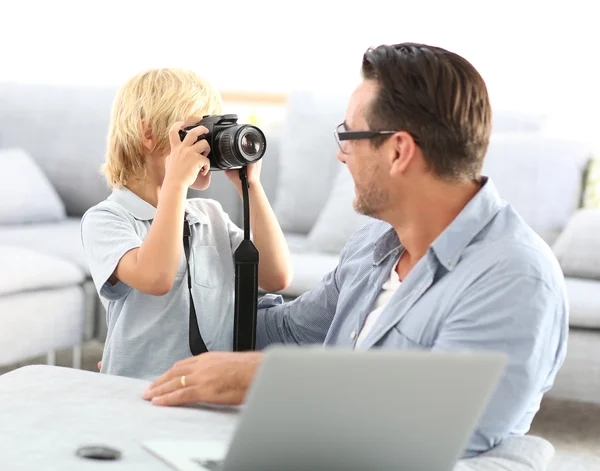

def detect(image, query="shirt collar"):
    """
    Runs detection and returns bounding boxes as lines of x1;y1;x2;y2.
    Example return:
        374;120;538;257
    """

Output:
108;187;210;225
373;177;505;270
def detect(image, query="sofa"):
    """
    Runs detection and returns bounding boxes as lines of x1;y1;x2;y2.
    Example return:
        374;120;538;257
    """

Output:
0;82;598;407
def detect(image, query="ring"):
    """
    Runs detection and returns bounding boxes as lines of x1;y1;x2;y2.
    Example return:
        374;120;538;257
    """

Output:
180;375;187;387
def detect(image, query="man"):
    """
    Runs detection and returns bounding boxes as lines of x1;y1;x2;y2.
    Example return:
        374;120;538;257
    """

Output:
143;43;568;457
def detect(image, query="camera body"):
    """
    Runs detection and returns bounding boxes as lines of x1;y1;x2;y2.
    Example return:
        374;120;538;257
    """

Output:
178;114;267;171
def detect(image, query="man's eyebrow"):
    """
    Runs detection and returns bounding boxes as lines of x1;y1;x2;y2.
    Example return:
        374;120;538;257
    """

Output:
342;120;350;131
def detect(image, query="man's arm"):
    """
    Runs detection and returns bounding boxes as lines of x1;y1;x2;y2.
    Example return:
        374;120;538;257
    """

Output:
434;273;568;457
256;264;341;348
143;262;344;407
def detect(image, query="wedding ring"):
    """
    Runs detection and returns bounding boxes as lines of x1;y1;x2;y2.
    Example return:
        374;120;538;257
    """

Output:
180;375;187;387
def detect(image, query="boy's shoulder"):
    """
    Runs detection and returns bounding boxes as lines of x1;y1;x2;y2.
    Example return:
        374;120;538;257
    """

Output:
81;197;135;226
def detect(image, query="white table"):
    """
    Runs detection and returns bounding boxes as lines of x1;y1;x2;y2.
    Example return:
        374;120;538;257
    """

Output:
0;365;239;470
0;365;554;471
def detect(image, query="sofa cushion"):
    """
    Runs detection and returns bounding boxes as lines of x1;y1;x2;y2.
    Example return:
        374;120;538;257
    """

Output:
564;277;600;329
454;435;554;471
0;218;89;275
0;287;85;366
0;245;85;297
0;82;114;216
0;148;66;225
307;166;372;253
272;90;348;234
491;109;547;134
482;134;591;245
277;234;340;298
282;252;340;298
552;209;600;280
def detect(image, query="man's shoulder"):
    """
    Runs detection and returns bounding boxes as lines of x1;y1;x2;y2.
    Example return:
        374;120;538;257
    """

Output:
469;204;564;288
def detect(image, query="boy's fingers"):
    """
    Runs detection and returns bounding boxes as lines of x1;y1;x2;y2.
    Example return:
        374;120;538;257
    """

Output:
168;121;186;148
191;139;211;157
182;125;209;147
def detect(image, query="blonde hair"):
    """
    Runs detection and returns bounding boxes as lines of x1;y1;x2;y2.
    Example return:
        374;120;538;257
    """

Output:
102;68;223;187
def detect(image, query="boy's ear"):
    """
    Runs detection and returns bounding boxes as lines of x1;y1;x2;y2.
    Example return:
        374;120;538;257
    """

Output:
140;119;154;151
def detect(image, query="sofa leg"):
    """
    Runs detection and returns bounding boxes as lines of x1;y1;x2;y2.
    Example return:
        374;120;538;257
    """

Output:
46;350;56;366
72;345;83;370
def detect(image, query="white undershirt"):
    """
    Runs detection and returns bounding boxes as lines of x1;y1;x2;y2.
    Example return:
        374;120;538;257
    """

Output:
355;262;402;347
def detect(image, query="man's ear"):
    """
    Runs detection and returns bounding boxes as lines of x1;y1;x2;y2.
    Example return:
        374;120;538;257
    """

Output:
140;119;155;151
388;131;417;176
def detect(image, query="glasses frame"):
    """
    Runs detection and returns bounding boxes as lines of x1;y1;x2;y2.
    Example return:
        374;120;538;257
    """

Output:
334;122;420;154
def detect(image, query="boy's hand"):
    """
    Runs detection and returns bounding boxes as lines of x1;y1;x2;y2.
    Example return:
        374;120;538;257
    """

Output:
164;121;211;189
224;159;262;191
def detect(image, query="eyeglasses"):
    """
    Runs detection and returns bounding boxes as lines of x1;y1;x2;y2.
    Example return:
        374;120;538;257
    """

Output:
333;122;420;154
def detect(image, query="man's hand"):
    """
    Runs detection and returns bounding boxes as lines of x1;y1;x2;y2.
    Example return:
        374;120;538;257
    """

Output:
142;352;263;406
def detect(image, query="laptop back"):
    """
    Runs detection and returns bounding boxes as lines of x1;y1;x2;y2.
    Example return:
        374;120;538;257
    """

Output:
223;347;507;471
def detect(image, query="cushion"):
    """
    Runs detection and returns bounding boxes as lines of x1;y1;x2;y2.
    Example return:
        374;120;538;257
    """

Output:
307;166;372;253
454;435;555;471
0;148;66;225
283;250;340;298
0;287;85;366
481;134;591;245
491;109;547;134
582;158;600;209
0;245;85;296
564;277;600;329
0;218;89;274
0;82;114;216
272;90;349;234
552;209;600;280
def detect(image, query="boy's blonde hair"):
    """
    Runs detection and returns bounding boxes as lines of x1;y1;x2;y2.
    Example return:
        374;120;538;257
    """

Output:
102;68;223;187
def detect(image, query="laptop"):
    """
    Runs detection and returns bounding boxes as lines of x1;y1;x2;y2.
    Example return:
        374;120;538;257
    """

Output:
143;346;507;471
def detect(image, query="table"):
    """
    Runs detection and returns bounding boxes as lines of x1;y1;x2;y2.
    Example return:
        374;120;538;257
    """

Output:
0;365;554;471
0;365;239;470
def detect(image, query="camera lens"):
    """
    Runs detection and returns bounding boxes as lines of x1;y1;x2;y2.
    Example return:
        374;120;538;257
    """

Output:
214;125;266;170
239;129;264;159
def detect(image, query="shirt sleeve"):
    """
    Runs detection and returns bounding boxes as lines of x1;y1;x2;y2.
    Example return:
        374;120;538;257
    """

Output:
256;263;341;348
80;207;143;301
433;273;568;457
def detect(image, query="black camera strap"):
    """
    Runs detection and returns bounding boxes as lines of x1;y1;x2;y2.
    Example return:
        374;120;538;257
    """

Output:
233;167;259;351
184;166;259;356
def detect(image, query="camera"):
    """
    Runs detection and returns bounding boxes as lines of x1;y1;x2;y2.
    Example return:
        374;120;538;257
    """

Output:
178;114;267;171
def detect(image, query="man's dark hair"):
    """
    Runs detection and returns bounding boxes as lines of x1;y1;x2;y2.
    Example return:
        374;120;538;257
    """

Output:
361;43;492;181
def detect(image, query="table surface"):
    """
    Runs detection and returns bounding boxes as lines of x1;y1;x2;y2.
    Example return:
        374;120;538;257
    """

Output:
0;365;239;470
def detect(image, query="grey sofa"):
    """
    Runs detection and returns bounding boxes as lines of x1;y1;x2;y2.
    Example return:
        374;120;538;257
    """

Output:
1;82;598;407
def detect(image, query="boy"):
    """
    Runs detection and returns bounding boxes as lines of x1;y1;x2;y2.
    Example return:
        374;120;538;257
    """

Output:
81;68;292;380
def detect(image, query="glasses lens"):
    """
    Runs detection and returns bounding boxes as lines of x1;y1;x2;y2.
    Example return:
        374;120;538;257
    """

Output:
335;123;347;153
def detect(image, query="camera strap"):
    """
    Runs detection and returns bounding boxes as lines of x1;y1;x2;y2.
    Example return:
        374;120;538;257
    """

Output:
184;166;259;355
233;167;259;351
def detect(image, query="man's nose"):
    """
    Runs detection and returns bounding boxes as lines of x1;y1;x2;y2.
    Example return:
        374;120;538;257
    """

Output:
336;148;346;164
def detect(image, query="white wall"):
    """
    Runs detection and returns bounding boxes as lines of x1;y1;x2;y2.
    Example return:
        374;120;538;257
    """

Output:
0;0;598;142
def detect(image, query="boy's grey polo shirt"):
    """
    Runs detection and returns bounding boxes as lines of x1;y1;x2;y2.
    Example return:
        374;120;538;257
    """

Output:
81;187;244;380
